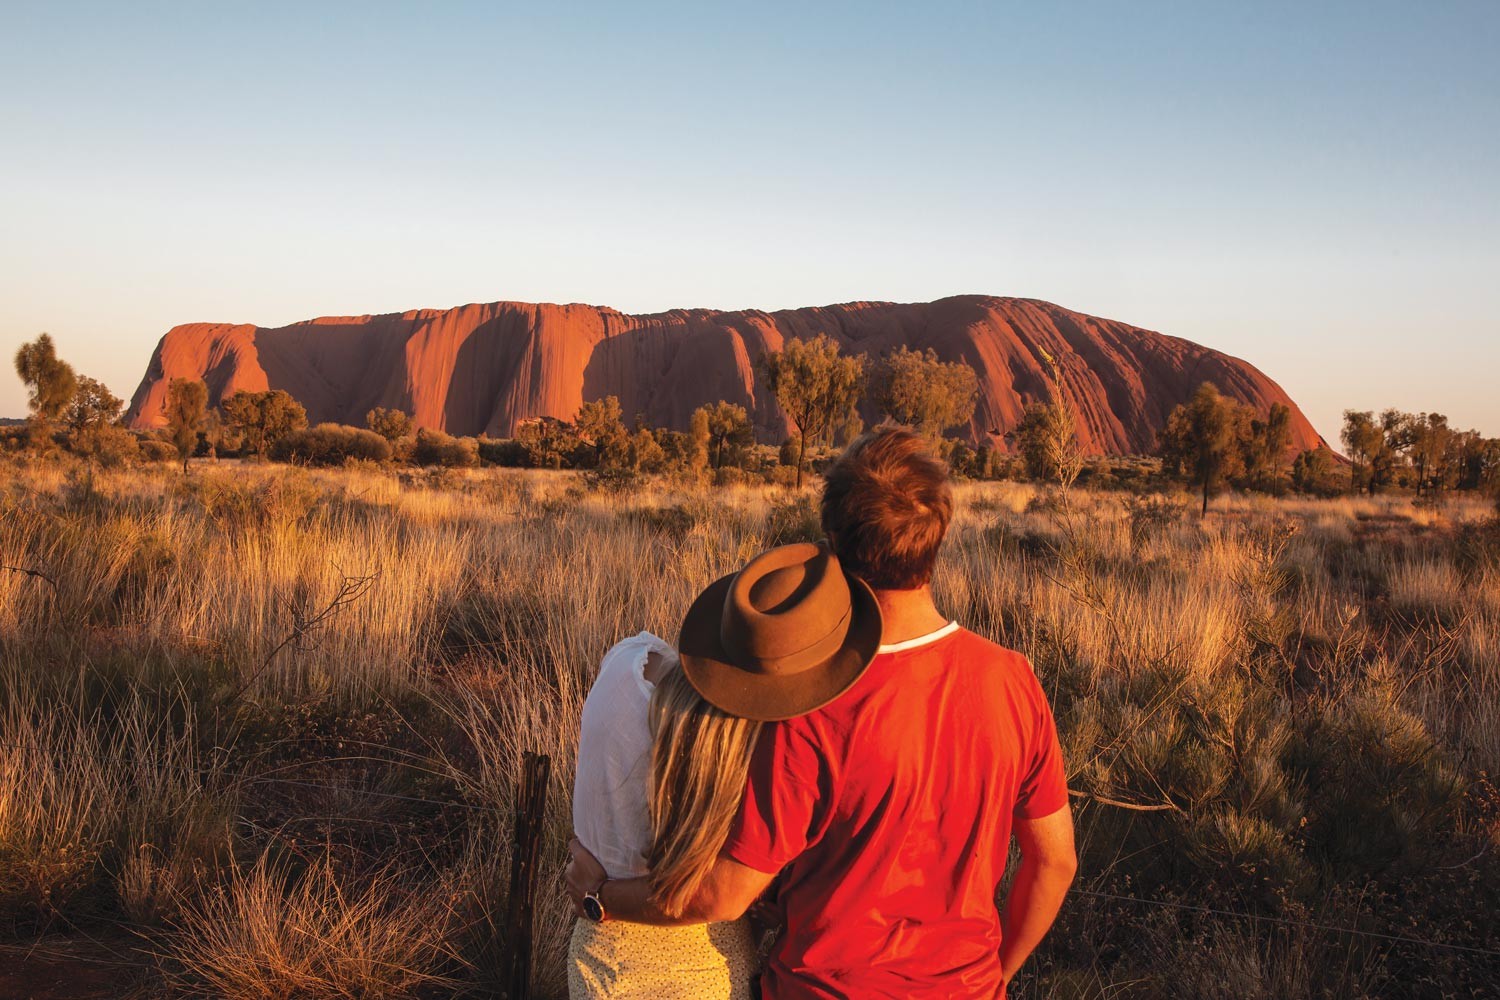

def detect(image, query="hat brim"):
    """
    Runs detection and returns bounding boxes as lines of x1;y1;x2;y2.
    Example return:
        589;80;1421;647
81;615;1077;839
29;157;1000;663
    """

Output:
678;570;882;722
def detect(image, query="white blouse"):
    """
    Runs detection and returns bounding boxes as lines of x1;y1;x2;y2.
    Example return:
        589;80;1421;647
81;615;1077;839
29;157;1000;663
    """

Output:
572;631;675;880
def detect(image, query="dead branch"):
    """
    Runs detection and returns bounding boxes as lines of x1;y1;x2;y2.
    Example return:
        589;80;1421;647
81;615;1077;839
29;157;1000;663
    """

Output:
224;568;379;706
2;564;58;589
1069;788;1181;813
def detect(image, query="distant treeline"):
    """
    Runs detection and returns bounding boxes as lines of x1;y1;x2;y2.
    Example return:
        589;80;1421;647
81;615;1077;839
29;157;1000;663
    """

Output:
9;333;1499;506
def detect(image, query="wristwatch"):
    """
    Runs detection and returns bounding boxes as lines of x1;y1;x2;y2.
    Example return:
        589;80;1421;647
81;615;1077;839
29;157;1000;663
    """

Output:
582;880;609;923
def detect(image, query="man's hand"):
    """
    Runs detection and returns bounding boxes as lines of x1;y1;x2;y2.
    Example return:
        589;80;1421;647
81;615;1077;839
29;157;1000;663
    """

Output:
565;836;607;917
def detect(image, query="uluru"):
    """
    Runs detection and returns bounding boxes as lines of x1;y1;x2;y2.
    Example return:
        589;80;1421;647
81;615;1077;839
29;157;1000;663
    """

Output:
124;295;1323;455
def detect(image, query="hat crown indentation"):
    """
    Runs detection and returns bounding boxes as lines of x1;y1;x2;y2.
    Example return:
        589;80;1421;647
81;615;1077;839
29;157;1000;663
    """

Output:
721;544;852;672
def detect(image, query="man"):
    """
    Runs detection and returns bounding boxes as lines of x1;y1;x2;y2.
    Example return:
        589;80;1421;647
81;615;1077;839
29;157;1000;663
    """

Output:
568;427;1075;998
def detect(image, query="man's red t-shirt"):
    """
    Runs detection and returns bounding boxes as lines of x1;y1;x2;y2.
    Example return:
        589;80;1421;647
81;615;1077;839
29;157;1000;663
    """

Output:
721;623;1069;1000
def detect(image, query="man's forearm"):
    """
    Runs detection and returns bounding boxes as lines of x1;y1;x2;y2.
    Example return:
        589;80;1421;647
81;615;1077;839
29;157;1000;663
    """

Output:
597;876;703;926
566;838;773;927
998;859;1074;982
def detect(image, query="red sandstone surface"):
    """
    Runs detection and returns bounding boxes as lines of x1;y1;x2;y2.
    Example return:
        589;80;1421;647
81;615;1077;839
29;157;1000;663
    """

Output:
125;295;1323;454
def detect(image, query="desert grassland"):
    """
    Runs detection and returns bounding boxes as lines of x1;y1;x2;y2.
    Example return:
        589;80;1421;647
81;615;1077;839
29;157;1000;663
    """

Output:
2;459;1498;998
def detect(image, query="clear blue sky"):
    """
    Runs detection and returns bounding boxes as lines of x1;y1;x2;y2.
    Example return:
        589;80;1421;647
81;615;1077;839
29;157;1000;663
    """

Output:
3;1;1497;443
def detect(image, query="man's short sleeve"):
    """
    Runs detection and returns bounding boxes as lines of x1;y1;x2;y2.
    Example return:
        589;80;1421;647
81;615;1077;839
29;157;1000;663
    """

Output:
721;720;825;873
1014;667;1070;820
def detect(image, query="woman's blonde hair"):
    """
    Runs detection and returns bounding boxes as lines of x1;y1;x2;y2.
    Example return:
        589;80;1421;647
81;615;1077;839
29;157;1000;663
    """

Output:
646;662;763;917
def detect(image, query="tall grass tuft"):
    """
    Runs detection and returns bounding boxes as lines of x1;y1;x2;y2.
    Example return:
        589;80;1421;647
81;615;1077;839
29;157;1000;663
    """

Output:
2;457;1496;995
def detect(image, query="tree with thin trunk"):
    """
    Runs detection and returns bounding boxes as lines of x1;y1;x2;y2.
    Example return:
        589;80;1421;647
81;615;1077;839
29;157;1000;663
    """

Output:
1407;412;1453;498
1245;403;1293;492
1160;383;1248;515
1341;410;1384;495
757;335;867;488
1372;408;1412;494
870;345;978;442
695;401;753;470
166;378;208;473
14;333;77;446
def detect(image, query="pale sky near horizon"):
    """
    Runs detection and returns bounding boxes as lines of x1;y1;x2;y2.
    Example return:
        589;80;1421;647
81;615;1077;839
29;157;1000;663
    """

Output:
2;1;1497;444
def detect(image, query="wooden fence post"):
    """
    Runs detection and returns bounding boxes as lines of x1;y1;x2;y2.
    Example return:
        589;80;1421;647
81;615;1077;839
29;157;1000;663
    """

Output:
501;750;552;1000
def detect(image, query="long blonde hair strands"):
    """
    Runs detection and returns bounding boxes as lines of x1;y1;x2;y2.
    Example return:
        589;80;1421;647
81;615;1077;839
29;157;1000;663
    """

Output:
646;665;763;917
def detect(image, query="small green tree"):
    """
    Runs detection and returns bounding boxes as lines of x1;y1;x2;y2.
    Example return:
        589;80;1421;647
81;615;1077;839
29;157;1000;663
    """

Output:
1375;408;1414;492
1407;412;1454;498
1008;351;1083;489
366;407;414;444
870;346;978;441
575;396;627;469
1291;447;1342;497
1244;403;1293;493
757;335;867;488
13;333;77;445
262;390;309;451
686;408;711;474
220;389;307;457
220;392;261;452
1340;410;1384;495
165;378;208;473
626;426;667;473
1012;404;1067;483
1160;383;1249;515
695;401;754;470
1454;433;1500;492
62;375;124;454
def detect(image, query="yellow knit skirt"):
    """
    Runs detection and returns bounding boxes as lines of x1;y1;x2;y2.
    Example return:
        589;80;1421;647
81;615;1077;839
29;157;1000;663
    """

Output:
568;917;758;1000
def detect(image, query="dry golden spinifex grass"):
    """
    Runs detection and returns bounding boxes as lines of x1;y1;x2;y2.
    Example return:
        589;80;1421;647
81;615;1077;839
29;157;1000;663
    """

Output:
1;460;1496;997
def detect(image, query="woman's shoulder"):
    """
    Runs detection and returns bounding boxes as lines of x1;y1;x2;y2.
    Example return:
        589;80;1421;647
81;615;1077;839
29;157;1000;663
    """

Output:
591;631;676;696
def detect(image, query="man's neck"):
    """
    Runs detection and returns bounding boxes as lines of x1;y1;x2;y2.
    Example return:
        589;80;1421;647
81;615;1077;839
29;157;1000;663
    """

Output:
872;585;950;646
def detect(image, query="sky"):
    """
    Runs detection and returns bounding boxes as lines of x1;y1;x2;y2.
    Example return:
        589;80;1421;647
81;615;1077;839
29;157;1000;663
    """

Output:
2;1;1497;443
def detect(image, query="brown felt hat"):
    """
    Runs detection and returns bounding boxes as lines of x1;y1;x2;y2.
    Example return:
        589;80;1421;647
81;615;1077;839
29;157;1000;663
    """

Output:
678;542;882;722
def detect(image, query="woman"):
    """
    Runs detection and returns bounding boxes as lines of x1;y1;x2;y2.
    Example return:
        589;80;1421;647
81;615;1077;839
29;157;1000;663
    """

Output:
567;631;762;999
567;542;882;999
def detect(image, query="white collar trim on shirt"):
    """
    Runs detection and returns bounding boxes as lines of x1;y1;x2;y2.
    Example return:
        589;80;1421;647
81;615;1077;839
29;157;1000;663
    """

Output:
877;620;960;654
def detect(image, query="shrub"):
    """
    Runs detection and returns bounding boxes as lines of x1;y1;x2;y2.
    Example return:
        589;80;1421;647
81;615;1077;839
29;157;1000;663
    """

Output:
1291;447;1344;497
622;503;699;541
365;407;413;444
85;425;141;468
273;423;393;466
583;468;639;495
412;428;479;468
138;434;178;463
1123;493;1191;550
765;492;822;546
778;436;801;467
766;465;799;488
713;466;749;488
477;436;528;467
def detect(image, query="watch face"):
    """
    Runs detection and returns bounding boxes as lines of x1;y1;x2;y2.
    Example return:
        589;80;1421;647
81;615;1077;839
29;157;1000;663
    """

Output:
583;894;605;922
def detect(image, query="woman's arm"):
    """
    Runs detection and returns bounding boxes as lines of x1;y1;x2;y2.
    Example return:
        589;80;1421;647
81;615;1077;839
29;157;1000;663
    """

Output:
566;837;774;926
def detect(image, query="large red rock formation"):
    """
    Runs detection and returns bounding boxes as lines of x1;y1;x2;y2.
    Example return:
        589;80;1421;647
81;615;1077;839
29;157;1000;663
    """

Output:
125;295;1323;454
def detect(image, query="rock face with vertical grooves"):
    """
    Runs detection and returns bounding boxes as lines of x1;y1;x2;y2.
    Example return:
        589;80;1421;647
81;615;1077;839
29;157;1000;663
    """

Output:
125;294;1323;454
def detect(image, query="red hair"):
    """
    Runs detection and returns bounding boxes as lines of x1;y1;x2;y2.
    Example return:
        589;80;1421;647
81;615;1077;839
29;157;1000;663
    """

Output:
820;427;953;590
